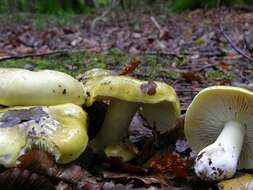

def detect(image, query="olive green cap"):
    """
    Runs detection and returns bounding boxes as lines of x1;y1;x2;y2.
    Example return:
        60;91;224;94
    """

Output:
0;68;85;106
79;68;180;133
0;103;88;167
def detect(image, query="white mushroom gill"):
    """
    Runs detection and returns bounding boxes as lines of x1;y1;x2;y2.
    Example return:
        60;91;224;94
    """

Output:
194;120;245;181
90;99;139;153
185;87;253;182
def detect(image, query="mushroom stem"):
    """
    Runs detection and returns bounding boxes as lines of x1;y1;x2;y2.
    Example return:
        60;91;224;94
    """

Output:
90;99;139;154
194;120;245;181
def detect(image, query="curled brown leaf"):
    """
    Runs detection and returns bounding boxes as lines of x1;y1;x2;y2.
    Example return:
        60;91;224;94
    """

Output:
140;81;157;96
149;153;193;177
107;157;149;174
0;168;54;190
18;150;57;175
119;57;141;76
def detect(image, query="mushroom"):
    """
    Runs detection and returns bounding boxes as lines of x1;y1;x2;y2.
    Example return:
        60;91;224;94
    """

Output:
184;86;253;181
217;174;253;190
0;68;85;106
104;143;139;162
0;103;88;167
79;68;180;154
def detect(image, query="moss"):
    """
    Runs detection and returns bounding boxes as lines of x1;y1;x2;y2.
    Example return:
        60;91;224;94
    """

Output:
173;55;187;67
0;49;132;77
143;54;157;66
159;70;179;79
207;69;235;81
0;48;184;80
194;38;205;46
0;13;75;31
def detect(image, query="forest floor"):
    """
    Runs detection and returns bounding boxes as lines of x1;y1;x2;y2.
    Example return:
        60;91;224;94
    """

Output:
0;7;253;189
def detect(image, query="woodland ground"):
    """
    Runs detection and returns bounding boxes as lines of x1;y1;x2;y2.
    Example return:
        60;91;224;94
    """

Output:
0;7;253;189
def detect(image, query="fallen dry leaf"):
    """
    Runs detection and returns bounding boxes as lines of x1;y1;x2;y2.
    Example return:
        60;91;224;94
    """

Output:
18;150;57;175
119;57;141;75
0;168;54;190
106;157;149;174
56;181;73;190
181;72;202;83
218;62;232;70
140;81;157;96
148;153;193;177
56;165;96;186
102;171;171;187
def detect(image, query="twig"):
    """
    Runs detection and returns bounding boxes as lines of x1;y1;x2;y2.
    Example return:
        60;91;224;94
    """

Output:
150;16;162;32
219;18;253;62
150;16;171;42
0;49;87;62
145;50;224;57
90;0;120;31
0;48;225;63
193;62;221;72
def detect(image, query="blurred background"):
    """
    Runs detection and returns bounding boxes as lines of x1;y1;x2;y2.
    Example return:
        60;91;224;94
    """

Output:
1;0;253;14
1;0;253;111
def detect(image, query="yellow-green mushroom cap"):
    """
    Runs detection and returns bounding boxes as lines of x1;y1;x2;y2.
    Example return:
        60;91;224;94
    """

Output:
79;68;180;153
104;143;139;162
44;103;88;164
0;68;85;106
217;174;253;190
0;103;88;167
185;86;253;181
81;68;180;133
77;68;115;81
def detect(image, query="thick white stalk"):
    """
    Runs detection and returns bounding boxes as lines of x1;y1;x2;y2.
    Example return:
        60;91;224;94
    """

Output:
90;99;139;154
194;120;245;181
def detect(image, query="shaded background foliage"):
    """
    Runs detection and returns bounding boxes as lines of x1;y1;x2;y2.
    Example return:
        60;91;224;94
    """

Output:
1;0;253;14
172;0;253;11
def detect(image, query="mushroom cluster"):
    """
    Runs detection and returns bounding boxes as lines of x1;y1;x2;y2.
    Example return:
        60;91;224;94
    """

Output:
0;67;181;169
2;67;250;186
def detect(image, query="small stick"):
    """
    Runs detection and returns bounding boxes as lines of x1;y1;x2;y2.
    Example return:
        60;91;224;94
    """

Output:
90;0;120;31
150;16;162;32
0;49;86;62
219;18;253;62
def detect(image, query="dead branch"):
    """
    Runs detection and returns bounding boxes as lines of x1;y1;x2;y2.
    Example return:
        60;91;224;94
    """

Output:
219;19;253;62
0;49;87;62
90;0;120;31
150;16;172;42
0;48;225;63
145;50;224;57
150;16;162;32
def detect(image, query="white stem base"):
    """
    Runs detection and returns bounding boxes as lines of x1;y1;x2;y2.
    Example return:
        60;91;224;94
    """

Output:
194;120;245;181
90;99;138;154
